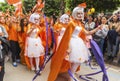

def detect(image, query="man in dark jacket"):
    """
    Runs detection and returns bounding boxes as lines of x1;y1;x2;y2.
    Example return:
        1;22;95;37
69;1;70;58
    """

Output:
0;57;5;81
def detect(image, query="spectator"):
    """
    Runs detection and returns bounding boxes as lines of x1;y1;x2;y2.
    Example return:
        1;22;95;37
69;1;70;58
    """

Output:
107;14;119;62
94;16;109;53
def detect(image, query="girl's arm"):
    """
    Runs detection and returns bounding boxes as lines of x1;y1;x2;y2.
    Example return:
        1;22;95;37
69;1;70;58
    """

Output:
27;25;35;36
84;25;101;35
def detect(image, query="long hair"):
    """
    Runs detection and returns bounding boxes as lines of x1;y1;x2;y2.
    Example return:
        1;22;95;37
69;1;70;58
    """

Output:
20;18;28;33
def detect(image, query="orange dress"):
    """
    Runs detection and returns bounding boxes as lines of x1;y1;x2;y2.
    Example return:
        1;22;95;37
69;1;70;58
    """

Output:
48;20;86;81
18;26;28;65
54;22;71;72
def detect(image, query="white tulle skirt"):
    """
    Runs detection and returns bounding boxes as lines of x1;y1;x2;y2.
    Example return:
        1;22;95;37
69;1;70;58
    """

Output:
69;36;90;63
27;37;44;58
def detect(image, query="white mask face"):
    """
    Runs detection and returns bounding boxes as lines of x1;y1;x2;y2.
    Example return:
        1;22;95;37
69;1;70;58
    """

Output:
29;13;40;25
34;18;40;25
72;7;84;20
60;14;70;24
64;17;69;24
76;10;84;20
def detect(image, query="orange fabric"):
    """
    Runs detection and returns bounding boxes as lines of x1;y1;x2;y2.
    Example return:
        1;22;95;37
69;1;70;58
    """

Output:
78;2;87;8
18;26;28;65
54;22;71;74
53;22;69;50
8;23;19;41
39;20;53;49
7;0;20;5
13;1;22;17
53;22;62;31
79;23;86;41
40;17;45;27
48;21;75;81
32;0;44;13
59;60;71;73
25;56;44;70
48;20;86;81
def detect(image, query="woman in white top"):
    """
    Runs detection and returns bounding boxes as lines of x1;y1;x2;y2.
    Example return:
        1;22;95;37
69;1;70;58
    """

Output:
85;15;95;49
94;16;109;53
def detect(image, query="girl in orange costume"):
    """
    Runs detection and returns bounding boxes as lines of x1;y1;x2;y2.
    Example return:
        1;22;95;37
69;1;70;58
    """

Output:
53;14;71;81
48;6;101;81
25;13;45;72
54;14;70;47
18;18;28;65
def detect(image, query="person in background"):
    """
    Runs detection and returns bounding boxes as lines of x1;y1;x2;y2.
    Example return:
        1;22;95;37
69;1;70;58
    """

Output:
85;15;95;50
18;18;29;65
112;15;120;63
0;52;4;81
107;14;119;62
8;16;21;67
94;16;109;54
94;15;101;28
0;17;9;81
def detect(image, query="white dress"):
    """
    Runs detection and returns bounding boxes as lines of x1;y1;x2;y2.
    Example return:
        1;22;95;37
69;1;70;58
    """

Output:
69;26;90;63
27;28;44;58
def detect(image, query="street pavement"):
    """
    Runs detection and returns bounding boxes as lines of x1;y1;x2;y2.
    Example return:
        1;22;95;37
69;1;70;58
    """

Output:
4;61;120;81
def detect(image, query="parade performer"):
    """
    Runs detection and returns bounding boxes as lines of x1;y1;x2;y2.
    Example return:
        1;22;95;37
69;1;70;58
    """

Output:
54;14;70;48
24;13;45;72
18;18;28;65
53;14;71;81
48;5;101;81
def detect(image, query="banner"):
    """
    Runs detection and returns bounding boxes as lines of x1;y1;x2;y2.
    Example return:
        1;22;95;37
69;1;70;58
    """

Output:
13;1;22;16
6;0;20;5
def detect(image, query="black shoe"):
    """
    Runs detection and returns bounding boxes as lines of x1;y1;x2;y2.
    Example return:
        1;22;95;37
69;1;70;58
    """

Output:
105;56;111;63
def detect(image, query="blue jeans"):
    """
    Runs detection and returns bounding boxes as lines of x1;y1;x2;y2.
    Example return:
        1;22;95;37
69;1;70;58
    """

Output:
107;39;113;56
112;36;120;57
96;38;104;53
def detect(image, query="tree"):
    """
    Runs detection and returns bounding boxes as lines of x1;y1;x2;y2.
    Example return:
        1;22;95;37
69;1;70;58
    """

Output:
23;0;36;14
0;2;15;12
0;0;120;16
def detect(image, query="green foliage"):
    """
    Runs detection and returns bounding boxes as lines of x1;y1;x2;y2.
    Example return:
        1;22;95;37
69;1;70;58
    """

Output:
0;2;15;12
0;0;119;16
23;0;36;14
44;0;61;16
